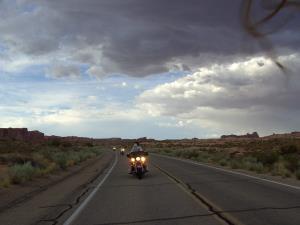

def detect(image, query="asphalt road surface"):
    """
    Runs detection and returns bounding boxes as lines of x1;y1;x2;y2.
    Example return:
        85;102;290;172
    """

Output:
63;153;300;225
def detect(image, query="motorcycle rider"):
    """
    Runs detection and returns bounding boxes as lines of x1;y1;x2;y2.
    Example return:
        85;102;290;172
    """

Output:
130;142;143;153
128;142;148;173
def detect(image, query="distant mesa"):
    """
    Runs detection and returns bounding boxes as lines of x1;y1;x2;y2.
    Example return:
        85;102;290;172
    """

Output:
137;137;148;141
137;137;154;142
263;131;300;139
1;127;299;143
0;128;44;142
292;131;300;136
0;128;126;145
221;132;259;139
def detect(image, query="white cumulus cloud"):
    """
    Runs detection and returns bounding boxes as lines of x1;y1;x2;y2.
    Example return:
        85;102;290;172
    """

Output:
137;54;300;135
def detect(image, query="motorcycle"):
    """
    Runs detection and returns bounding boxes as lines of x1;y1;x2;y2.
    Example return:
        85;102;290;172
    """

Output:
120;148;125;156
127;151;148;179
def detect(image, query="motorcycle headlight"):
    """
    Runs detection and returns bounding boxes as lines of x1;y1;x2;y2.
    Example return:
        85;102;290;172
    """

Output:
136;157;141;161
141;156;146;162
131;158;135;162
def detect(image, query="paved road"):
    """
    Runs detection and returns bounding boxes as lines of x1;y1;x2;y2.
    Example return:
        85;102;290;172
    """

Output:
64;153;300;225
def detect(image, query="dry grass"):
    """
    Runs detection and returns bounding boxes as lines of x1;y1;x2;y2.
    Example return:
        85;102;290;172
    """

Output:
0;140;104;187
149;138;300;180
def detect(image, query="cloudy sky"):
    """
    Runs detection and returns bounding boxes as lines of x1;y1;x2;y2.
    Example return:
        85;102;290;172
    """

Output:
0;0;299;139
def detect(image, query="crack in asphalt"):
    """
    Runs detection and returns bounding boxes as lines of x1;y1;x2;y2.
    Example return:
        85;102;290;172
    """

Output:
36;157;300;225
35;157;113;225
218;205;300;214
38;204;73;225
40;204;72;209
152;163;238;225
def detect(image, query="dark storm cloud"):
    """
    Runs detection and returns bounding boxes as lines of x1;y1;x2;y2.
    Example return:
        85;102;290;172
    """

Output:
0;0;299;76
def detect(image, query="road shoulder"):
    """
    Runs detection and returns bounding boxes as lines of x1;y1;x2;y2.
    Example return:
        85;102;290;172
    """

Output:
0;151;114;225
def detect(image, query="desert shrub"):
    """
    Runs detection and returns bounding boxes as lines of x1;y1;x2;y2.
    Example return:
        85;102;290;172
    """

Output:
252;150;279;166
8;162;37;184
196;151;211;163
48;139;61;147
31;153;50;169
272;161;291;178
280;144;299;155
0;178;11;188
0;143;103;188
69;153;81;164
40;147;59;160
37;162;57;176
230;159;243;169
66;159;76;167
84;147;102;157
181;149;199;159
152;139;300;180
218;158;229;166
241;156;260;171
77;151;94;162
282;154;300;173
51;152;68;169
247;162;264;173
61;142;73;148
85;142;94;147
210;152;229;164
174;149;183;157
0;154;32;165
163;148;171;154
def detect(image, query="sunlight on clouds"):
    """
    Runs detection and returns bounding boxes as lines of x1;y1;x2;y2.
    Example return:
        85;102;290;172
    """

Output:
137;54;300;136
0;54;44;73
156;120;192;128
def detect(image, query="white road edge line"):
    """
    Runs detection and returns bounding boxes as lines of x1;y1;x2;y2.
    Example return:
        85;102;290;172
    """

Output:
63;153;118;225
153;153;300;191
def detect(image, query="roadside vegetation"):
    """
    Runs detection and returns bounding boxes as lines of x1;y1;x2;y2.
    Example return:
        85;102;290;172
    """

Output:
149;138;300;180
0;139;104;188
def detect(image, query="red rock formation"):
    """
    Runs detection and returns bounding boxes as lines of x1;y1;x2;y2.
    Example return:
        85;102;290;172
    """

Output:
291;132;300;137
28;130;44;142
263;131;300;139
0;128;28;141
0;128;44;142
221;132;259;139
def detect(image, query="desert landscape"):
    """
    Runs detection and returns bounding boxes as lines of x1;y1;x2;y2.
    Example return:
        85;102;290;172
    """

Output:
0;129;300;225
1;128;300;190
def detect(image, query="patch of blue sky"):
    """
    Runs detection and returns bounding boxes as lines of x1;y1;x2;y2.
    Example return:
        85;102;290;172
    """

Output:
106;70;187;89
0;64;189;126
21;3;38;14
0;43;7;53
0;109;29;118
0;83;28;105
96;70;188;101
3;65;47;81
